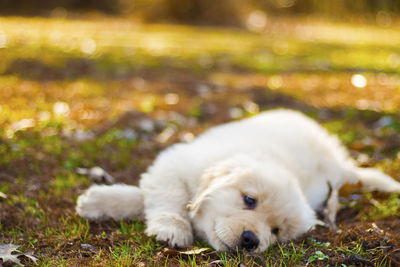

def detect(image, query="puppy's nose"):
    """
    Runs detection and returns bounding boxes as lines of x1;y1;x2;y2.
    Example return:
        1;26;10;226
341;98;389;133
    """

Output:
240;231;259;251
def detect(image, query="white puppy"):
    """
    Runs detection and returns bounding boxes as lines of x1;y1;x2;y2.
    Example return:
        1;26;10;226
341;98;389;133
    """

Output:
76;109;400;252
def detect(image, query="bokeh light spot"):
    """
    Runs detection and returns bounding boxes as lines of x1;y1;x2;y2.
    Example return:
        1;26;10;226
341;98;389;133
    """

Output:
246;10;267;32
53;102;71;117
268;75;283;90
0;30;7;48
164;93;179;105
351;74;367;88
80;38;97;54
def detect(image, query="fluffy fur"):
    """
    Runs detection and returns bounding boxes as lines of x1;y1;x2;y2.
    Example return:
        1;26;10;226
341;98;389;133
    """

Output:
76;109;400;252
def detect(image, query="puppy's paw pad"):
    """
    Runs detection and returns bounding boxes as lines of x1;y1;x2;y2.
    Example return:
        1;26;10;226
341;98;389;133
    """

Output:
146;214;193;247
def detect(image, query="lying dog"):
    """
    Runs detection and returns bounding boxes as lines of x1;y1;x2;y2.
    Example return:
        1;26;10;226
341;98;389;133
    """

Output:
76;109;400;252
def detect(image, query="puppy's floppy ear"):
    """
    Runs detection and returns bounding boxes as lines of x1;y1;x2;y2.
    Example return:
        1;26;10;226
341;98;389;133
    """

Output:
187;186;211;216
187;161;234;216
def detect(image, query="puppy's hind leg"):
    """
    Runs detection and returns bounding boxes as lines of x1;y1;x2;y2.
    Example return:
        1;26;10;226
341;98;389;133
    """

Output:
317;182;339;229
350;167;400;193
76;184;144;220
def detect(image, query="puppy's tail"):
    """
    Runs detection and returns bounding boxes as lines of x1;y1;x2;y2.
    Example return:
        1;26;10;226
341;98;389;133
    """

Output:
347;166;400;193
76;184;144;221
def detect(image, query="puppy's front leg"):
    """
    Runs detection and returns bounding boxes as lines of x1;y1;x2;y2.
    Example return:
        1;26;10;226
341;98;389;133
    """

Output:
140;172;194;248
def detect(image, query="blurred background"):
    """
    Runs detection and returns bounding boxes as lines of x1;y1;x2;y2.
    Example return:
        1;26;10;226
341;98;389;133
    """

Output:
0;0;399;26
1;0;400;175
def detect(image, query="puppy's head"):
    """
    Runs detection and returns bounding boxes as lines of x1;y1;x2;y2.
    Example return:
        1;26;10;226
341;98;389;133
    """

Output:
188;155;316;252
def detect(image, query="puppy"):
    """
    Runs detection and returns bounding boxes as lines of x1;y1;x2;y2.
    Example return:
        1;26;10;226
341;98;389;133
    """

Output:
76;109;400;252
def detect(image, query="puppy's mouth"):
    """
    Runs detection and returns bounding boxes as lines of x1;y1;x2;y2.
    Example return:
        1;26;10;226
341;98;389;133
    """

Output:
213;225;237;252
214;228;258;253
213;221;262;252
214;234;261;253
214;231;234;251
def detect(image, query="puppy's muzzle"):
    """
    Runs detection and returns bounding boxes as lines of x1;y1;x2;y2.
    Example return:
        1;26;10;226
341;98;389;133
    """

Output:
240;231;259;251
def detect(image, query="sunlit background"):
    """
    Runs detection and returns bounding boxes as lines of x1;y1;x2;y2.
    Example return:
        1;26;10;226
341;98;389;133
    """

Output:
1;1;400;266
2;1;400;133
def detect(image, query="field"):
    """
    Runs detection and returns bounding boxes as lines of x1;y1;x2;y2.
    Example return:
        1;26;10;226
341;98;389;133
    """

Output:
0;16;400;266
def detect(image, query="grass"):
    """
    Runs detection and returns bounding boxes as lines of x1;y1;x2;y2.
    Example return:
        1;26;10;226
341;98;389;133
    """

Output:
0;14;400;266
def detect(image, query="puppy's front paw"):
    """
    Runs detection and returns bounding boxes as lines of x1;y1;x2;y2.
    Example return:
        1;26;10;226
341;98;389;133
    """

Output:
146;213;193;248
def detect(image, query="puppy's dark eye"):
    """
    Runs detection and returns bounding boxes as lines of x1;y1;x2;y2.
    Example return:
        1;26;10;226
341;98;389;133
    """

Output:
243;195;257;209
271;227;279;235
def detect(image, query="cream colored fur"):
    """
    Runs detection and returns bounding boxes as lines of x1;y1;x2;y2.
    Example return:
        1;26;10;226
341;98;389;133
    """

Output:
76;109;400;252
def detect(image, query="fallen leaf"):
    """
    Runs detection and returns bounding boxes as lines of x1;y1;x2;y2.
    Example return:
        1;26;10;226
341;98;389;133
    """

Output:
76;166;115;184
0;244;22;266
160;247;210;257
0;192;7;199
160;248;180;256
22;251;38;264
366;222;384;234
0;244;38;266
207;259;223;266
180;247;210;255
